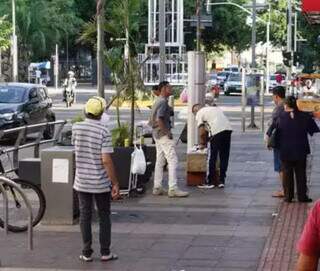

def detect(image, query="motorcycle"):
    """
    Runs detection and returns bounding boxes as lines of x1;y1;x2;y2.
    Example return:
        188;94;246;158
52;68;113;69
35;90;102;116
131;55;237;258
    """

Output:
63;86;74;108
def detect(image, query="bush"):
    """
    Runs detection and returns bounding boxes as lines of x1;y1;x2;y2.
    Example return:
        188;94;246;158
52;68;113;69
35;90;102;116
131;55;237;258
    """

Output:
71;114;84;124
111;124;130;147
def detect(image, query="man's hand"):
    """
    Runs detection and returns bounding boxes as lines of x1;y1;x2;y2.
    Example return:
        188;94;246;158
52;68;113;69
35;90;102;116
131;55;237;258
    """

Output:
111;183;120;200
264;134;272;150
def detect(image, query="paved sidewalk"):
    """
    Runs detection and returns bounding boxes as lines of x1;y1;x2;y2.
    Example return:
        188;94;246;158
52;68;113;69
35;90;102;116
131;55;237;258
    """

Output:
0;126;319;270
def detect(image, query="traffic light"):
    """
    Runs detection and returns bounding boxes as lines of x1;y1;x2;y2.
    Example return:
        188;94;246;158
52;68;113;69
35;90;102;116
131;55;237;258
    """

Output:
282;51;292;67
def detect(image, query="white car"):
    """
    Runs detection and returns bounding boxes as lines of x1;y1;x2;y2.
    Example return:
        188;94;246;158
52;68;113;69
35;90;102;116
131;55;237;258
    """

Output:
224;73;242;95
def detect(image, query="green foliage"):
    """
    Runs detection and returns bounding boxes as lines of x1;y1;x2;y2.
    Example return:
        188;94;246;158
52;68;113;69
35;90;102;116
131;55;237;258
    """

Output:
0;0;82;61
111;124;130;147
71;114;84;124
0;16;11;50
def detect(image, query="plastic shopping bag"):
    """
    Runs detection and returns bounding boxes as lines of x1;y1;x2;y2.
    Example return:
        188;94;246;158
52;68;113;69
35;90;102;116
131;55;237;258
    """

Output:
131;146;146;175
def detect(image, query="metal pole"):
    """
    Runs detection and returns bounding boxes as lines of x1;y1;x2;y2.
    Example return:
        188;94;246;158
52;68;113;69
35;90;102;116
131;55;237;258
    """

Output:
0;49;2;78
0;184;8;235
196;0;201;51
55;44;59;90
97;0;105;98
251;0;257;69
247;0;258;128
12;0;18;82
260;74;265;132
265;4;270;94
241;67;246;132
287;0;292;95
159;0;166;82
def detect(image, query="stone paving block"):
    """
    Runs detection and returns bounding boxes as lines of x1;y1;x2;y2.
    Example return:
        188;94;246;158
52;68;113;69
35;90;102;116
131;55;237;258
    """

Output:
182;246;224;260
215;259;258;269
192;235;232;247
173;259;218;268
220;247;262;261
150;241;190;252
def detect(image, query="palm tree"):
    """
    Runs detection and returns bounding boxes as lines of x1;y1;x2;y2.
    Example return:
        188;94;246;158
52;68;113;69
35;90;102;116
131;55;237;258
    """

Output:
79;0;145;145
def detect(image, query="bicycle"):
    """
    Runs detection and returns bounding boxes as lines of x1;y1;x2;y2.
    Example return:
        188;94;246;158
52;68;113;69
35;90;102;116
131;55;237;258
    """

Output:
0;149;46;232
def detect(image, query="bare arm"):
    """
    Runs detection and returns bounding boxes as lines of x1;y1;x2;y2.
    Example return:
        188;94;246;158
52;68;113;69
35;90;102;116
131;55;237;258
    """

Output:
295;254;319;271
102;153;120;199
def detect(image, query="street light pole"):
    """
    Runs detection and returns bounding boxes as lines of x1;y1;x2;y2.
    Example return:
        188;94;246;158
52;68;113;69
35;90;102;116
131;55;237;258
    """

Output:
97;0;105;98
12;0;18;82
266;4;270;95
159;0;165;82
251;0;257;69
196;0;201;51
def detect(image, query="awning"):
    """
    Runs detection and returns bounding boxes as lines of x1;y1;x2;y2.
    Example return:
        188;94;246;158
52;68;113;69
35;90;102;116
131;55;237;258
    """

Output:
302;0;320;24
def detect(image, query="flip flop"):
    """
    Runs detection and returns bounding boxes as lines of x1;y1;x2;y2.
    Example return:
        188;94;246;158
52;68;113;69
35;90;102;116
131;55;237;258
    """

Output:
101;253;118;262
272;191;284;198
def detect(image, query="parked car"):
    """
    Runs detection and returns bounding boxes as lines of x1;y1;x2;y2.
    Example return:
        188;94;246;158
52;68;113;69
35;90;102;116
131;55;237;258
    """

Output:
267;74;281;91
224;65;240;73
0;83;55;140
217;71;231;88
224;73;242;95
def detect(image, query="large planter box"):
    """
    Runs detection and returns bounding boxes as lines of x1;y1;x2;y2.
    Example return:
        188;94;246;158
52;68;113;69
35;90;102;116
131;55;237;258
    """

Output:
111;146;154;191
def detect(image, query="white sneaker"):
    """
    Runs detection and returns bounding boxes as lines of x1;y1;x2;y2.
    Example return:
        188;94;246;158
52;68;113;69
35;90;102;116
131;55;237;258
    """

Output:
218;184;225;188
197;184;215;189
152;187;168;196
168;188;189;198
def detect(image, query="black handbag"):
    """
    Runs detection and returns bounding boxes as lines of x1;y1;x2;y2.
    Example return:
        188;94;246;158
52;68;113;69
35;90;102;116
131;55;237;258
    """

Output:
267;128;278;149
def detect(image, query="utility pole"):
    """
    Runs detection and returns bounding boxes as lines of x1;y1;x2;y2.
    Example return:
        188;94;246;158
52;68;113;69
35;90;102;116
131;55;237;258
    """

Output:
12;0;18;82
97;0;105;98
251;0;257;69
159;0;165;82
248;0;258;129
196;0;201;51
55;44;59;90
287;0;293;95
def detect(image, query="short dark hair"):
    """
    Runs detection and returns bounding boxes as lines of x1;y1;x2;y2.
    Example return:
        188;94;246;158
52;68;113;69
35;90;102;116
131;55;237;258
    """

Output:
272;86;286;99
284;96;298;110
152;85;158;91
158;81;170;92
192;103;201;113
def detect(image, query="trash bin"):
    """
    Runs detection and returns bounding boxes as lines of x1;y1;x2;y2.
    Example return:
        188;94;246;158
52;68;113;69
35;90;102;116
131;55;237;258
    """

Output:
41;146;78;225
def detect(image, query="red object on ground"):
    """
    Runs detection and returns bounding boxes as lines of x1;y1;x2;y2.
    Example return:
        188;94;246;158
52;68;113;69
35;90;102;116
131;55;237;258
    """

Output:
302;0;320;12
297;200;320;257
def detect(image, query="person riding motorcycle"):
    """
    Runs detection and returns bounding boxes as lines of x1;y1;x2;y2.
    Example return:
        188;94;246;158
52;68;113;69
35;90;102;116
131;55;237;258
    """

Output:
63;71;77;102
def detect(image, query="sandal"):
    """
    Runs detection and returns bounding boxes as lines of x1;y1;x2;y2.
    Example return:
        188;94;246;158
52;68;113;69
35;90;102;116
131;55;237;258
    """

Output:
79;255;93;262
101;253;118;262
272;191;284;198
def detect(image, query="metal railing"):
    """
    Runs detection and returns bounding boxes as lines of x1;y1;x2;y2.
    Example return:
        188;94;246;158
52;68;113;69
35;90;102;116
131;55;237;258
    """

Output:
0;120;67;259
0;176;33;250
0;120;66;172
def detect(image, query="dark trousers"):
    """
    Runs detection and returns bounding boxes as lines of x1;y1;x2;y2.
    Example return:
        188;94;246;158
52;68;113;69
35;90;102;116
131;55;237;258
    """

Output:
78;191;111;257
206;130;232;185
281;158;309;201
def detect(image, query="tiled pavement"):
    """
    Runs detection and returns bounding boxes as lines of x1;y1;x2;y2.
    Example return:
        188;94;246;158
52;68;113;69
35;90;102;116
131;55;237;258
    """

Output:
0;128;319;270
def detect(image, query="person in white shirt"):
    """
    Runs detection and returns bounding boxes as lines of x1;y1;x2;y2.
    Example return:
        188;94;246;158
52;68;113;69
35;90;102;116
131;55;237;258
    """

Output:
192;103;233;189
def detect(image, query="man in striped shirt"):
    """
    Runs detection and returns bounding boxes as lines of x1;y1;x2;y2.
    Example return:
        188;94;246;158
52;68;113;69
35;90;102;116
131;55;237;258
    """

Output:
72;96;120;262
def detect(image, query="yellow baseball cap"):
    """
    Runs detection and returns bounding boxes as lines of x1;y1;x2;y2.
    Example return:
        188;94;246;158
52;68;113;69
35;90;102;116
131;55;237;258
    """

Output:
85;96;106;116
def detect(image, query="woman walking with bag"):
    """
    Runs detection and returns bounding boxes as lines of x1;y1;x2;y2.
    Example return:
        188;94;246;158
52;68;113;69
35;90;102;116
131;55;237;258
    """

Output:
268;96;319;202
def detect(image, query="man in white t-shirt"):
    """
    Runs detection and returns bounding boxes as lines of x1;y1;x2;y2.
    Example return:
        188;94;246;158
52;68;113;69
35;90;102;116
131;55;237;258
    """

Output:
192;103;233;189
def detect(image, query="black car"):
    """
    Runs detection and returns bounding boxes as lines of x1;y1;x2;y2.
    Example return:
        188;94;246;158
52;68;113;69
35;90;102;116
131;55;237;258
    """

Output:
0;83;55;139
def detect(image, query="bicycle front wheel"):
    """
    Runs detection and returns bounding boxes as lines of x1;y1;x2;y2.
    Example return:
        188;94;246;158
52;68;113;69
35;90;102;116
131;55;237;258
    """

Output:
0;179;46;232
